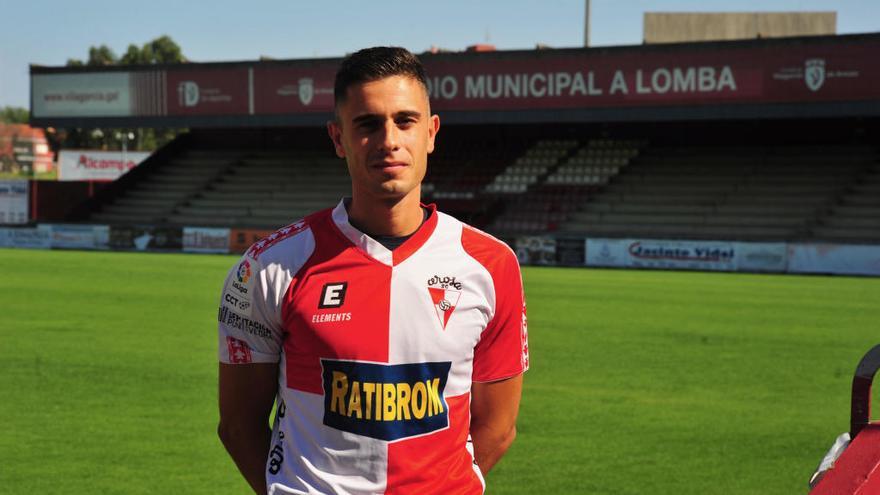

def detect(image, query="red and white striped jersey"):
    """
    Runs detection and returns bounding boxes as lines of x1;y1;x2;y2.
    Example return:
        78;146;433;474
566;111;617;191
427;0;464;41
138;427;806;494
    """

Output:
218;200;529;495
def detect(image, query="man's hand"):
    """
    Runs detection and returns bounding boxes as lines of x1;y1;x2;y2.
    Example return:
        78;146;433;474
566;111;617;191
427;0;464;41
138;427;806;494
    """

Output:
218;362;278;495
470;374;523;474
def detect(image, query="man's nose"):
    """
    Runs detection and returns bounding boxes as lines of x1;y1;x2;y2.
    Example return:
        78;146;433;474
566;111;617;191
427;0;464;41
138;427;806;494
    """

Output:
378;121;400;152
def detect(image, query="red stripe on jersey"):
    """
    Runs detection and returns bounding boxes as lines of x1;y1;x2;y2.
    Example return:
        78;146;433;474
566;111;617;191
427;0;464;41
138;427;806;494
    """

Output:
462;226;528;382
282;210;391;394
385;394;482;494
392;203;438;266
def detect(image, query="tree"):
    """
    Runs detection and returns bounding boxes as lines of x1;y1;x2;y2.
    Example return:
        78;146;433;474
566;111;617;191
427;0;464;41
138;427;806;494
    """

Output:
120;35;186;65
0;107;29;124
62;36;187;151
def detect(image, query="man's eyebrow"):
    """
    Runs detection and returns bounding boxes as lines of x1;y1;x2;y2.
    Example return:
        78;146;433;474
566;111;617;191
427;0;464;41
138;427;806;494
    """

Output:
394;110;422;119
352;114;381;125
351;111;422;124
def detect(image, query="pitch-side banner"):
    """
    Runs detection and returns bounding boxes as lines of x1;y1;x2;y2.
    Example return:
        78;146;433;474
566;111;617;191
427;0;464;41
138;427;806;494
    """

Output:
31;35;880;118
58;150;150;181
586;238;738;271
47;224;110;250
183;227;231;253
788;244;880;276
0;180;28;224
0;226;51;249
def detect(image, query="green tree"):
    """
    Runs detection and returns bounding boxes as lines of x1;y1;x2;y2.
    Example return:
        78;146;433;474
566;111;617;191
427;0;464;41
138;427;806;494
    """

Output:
120;35;186;65
0;106;29;124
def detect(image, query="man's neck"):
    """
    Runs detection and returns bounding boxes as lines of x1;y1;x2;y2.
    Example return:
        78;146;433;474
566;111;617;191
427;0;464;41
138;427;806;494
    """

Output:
346;189;424;237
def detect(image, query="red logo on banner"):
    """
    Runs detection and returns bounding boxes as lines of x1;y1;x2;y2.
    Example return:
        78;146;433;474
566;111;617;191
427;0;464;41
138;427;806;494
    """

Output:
226;337;252;364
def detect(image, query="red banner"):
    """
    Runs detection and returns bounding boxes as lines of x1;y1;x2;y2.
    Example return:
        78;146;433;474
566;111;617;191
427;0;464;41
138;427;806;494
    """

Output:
31;35;880;121
420;40;877;110
165;68;250;115
253;65;336;114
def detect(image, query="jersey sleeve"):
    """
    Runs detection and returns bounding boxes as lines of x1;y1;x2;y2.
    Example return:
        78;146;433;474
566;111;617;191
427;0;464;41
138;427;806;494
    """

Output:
472;249;530;382
218;254;285;364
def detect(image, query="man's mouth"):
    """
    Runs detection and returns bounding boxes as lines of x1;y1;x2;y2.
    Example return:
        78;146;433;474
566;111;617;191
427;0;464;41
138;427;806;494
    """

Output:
373;161;408;171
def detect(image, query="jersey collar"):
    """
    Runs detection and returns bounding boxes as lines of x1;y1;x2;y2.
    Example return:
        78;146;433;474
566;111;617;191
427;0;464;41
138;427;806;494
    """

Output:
331;198;438;267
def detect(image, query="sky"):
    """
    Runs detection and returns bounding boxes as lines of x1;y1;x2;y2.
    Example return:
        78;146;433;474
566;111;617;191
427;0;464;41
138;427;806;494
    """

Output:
1;0;879;109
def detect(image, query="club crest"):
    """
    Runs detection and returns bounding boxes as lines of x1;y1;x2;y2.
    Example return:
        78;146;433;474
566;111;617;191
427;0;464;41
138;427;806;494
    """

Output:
804;58;825;92
298;78;314;106
427;275;462;330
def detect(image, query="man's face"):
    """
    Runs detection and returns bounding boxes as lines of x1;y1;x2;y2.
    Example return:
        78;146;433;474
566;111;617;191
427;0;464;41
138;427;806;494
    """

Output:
328;75;440;202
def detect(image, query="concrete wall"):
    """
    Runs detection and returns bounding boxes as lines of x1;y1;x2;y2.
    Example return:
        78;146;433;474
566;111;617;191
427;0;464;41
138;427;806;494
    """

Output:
643;12;836;44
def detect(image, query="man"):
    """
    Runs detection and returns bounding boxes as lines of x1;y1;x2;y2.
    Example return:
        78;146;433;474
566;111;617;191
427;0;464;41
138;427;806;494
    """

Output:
217;46;529;495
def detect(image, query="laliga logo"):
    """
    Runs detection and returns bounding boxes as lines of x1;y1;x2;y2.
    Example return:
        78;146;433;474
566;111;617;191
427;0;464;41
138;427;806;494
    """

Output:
805;59;825;92
236;260;251;283
178;81;200;107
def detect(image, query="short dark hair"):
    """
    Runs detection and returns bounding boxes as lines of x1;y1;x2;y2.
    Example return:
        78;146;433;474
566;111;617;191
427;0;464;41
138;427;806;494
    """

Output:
333;46;429;107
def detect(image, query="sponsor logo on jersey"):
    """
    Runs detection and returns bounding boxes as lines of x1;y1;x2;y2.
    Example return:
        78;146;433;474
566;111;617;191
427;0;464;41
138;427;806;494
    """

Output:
311;312;352;323
319;282;348;308
231;259;253;295
236;260;251;283
224;292;251;313
226;336;252;364
427;275;462;330
219;306;271;338
321;359;451;442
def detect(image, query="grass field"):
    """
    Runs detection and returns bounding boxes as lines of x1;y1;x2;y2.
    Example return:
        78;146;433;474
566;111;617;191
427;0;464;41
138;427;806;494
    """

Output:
2;247;879;494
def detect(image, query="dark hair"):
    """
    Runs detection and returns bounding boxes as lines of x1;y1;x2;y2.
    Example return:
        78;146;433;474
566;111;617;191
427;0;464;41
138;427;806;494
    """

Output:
334;46;429;107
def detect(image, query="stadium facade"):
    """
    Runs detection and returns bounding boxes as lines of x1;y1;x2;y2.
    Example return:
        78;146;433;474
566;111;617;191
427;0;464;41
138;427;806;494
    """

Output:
14;33;880;275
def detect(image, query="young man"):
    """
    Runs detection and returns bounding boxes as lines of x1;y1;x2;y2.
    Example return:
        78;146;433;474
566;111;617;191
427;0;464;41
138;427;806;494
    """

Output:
217;47;529;495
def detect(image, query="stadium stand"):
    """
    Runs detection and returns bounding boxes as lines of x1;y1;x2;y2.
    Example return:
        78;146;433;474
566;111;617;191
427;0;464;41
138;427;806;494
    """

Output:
75;122;878;245
558;143;878;242
488;138;642;234
90;148;347;228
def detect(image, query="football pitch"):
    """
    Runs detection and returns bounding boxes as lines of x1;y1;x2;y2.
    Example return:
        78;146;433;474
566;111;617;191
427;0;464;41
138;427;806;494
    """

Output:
2;248;879;494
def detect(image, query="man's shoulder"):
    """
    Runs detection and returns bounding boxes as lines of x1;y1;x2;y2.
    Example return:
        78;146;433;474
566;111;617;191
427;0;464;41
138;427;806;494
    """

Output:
244;208;333;263
444;214;518;269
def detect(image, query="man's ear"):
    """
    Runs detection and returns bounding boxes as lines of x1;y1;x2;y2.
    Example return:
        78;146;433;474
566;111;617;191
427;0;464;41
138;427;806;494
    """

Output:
426;114;440;154
327;120;346;158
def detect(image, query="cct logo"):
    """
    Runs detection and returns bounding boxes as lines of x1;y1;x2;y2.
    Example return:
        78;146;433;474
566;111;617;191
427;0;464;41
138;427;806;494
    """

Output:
321;359;451;442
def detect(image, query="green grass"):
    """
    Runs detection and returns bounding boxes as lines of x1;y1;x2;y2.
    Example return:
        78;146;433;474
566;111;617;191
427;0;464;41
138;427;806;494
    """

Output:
1;248;879;494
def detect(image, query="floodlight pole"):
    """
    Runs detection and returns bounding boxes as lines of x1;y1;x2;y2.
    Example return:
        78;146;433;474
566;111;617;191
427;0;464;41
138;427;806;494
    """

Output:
584;0;591;47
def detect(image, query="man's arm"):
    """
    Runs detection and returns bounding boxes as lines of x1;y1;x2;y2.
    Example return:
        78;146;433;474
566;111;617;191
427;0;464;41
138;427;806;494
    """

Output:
218;362;278;495
470;374;523;474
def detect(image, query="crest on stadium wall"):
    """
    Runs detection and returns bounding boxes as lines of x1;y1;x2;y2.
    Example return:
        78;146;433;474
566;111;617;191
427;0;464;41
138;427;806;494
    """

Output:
804;59;826;92
178;81;200;107
298;78;314;106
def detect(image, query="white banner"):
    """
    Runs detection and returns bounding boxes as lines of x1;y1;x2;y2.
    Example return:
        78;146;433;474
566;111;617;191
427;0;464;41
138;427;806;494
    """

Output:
0;226;51;249
0;180;28;224
586;238;737;271
734;242;788;273
58;150;150;181
183;227;230;253
47;224;110;250
788;244;880;276
32;72;132;118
